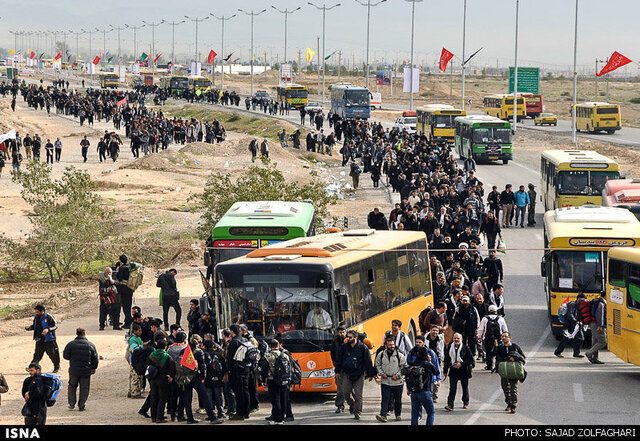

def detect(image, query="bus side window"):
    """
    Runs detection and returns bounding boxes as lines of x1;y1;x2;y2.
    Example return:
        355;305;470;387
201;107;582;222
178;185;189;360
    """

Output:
627;264;640;311
333;267;351;326
608;259;626;287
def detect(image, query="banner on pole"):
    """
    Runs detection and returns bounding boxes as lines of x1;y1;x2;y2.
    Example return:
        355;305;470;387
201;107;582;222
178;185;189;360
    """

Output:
439;48;454;72
403;67;420;94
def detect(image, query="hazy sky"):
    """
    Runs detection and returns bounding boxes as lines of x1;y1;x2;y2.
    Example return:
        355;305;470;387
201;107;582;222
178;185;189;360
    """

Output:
2;0;639;74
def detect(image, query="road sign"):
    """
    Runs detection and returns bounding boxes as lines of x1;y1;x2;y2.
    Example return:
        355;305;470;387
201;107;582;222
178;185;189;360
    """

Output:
508;67;539;94
467;99;472;105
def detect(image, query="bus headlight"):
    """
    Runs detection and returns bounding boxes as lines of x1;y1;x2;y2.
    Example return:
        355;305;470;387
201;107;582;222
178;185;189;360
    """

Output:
308;368;335;378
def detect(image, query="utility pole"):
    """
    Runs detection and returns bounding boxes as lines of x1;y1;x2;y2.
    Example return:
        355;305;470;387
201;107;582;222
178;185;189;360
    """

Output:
571;0;579;144
354;0;387;89
272;6;301;66
404;0;423;110
185;15;211;66
238;8;267;97
308;2;342;104
110;24;128;76
461;0;467;109
513;0;519;134
142;20;162;74
161;20;185;75
126;24;145;68
211;13;236;91
338;50;342;82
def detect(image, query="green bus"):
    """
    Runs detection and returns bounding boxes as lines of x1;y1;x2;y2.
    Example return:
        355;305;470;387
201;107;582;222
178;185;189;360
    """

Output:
454;115;513;164
204;201;317;270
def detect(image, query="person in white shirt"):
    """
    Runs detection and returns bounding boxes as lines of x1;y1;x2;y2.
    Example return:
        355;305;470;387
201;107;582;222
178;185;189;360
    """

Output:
305;305;332;330
477;305;509;371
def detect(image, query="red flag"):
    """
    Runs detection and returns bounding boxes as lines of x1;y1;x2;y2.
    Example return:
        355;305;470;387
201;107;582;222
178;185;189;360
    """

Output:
208;50;217;64
439;48;454;72
116;97;127;107
93;56;101;65
54;50;62;60
180;344;197;371
153;53;162;63
30;51;36;60
597;51;632;77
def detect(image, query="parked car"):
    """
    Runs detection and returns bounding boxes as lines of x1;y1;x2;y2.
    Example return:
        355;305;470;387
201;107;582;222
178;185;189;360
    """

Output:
394;111;417;133
304;101;323;113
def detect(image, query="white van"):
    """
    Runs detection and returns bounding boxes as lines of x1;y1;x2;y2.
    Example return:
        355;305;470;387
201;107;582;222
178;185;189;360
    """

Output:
370;92;382;110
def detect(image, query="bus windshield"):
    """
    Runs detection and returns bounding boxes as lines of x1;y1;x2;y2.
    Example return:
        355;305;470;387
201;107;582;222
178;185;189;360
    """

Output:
172;78;189;89
433;115;455;128
194;80;210;88
345;90;370;107
217;267;335;350
551;250;603;292
558;170;619;195
472;128;511;144
286;89;308;99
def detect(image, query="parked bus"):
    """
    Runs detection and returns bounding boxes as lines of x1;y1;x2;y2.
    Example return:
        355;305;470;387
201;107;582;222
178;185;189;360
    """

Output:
212;229;432;392
540;150;620;211
276;84;309;109
519;93;543;118
541;206;640;340
454;115;512;164
99;72;119;89
330;84;371;120
189;75;212;92
606;247;640;366
159;75;190;96
574;102;621;134
483;94;526;121
417;105;467;144
204;201;316;272
602;178;640;220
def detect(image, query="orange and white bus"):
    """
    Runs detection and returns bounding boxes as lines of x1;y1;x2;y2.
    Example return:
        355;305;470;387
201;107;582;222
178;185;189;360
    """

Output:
214;229;433;392
602;178;640;220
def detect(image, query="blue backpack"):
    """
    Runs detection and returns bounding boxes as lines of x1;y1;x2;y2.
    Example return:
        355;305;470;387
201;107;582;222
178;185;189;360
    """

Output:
41;373;62;407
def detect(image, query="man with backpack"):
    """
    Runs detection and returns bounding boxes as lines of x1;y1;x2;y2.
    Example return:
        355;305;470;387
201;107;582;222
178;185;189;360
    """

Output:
262;339;291;425
334;329;376;420
554;294;586;359
25;305;61;374
147;339;176;423
477;305;509;371
374;336;407;423
63;328;99;411
22;363;48;425
225;324;255;421
330;326;347;414
382;319;413;356
403;343;440;425
586;293;607;365
239;324;261;415
202;339;226;420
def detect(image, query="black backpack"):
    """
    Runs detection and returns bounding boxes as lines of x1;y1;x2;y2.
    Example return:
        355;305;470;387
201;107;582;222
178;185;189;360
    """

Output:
402;365;425;393
289;354;302;386
273;351;292;386
485;316;502;341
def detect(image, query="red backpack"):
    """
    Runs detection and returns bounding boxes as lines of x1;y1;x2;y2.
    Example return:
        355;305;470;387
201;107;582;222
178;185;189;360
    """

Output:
576;298;594;324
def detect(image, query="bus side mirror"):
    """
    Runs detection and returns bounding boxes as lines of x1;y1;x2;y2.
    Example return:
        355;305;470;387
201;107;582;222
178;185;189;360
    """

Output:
204;250;211;267
335;289;349;312
541;253;549;277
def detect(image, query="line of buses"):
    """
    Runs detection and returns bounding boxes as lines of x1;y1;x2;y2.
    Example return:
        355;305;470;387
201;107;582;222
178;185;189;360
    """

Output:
539;149;640;367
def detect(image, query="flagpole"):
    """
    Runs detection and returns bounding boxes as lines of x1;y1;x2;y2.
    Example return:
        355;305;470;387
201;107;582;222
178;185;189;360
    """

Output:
238;9;267;98
512;0;519;135
571;0;578;145
461;0;467;110
211;14;236;91
162;20;185;76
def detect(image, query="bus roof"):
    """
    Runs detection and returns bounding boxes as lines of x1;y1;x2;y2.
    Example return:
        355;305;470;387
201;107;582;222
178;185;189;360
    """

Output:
417;104;454;111
541;150;619;169
213;201;315;229
576;102;618;108
454;115;509;125
607;246;640;262
544;206;640;244
330;84;369;91
278;84;307;89
219;230;426;269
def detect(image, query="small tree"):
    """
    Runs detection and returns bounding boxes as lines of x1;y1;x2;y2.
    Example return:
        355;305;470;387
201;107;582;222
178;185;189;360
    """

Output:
1;161;115;282
190;159;336;237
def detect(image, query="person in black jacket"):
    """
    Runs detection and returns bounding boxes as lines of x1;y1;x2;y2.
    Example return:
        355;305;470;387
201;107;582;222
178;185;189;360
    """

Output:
406;345;440;425
62;328;99;411
115;255;133;330
330;326;347;413
334;329;375;420
443;333;475;411
148;340;176;423
157;268;181;331
225;324;251;421
494;332;526;413
193;312;216;340
367;207;389;230
186;299;201;338
22;363;48;425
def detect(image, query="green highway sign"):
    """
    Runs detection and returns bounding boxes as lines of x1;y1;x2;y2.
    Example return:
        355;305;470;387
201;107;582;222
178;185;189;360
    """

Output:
508;67;539;94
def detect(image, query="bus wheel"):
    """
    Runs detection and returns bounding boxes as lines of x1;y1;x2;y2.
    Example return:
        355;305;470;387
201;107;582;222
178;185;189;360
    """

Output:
606;129;615;134
503;159;509;165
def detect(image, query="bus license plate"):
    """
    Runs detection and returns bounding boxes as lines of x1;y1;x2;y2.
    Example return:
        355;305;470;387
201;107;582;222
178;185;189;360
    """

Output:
489;156;498;160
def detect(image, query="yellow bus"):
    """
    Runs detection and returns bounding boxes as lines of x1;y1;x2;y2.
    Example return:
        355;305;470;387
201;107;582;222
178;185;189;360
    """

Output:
189;75;212;92
606;247;640;366
575;102;621;134
416;104;467;144
99;72;119;89
541;206;640;340
483;94;526;121
214;229;432;392
276;84;309;109
540;149;620;211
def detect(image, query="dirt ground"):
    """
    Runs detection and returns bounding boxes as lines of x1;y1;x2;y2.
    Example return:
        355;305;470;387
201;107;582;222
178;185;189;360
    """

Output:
1;80;640;424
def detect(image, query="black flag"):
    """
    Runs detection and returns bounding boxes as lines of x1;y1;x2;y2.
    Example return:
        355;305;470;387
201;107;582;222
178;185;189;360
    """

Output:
224;52;233;62
463;47;483;66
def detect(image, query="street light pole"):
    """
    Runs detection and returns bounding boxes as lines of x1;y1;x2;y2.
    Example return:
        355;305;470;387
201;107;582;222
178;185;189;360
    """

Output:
126;24;145;68
142;21;161;74
161;20;185;75
271;6;301;66
185;15;211;66
211;14;236;91
308;2;341;104
109;24;128;77
238;8;267;97
404;0;422;110
512;0;519;134
461;0;467;110
354;0;386;90
571;0;579;144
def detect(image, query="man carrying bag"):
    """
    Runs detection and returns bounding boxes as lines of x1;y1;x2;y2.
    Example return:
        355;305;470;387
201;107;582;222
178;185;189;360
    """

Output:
493;331;526;414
